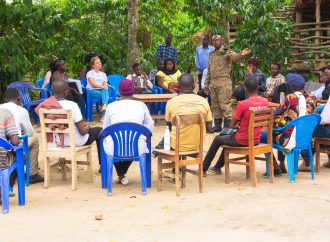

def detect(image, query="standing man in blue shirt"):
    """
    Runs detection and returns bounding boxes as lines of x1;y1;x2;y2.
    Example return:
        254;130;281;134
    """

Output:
156;33;178;64
195;35;214;90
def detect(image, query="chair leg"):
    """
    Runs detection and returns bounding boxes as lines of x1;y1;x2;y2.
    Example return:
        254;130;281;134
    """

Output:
157;156;162;192
286;151;295;183
175;162;180;196
44;156;50;188
308;148;315;180
71;158;77;191
107;157;114;196
198;163;203;193
268;152;274;183
87;150;93;183
139;155;147;195
294;150;299;174
315;141;320;173
16;149;26;206
249;154;257;187
245;156;250;179
224;151;230;184
1;169;10;214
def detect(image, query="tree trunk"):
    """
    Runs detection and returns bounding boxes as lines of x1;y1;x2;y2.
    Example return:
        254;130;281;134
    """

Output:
127;0;140;74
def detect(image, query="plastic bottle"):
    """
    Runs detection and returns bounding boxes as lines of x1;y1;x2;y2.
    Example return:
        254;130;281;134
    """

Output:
164;126;171;151
280;92;285;104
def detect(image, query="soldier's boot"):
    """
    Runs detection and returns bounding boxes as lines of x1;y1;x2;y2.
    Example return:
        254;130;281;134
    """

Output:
211;118;222;133
223;118;231;128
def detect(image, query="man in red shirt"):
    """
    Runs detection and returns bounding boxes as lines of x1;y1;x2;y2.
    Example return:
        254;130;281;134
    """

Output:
203;77;269;176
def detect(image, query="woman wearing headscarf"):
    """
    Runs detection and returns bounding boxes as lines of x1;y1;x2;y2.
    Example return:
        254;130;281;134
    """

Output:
156;58;181;93
244;57;266;94
102;80;154;186
50;59;84;108
261;73;318;175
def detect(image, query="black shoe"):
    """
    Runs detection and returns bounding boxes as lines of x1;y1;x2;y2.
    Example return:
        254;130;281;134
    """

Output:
29;174;44;184
263;168;282;178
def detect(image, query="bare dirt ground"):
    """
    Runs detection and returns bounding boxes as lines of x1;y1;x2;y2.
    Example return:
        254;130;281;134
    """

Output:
1;121;330;242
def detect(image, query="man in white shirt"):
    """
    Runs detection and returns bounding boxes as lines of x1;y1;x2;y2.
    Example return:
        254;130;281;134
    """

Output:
103;79;154;185
51;81;103;167
0;88;44;184
313;98;330;167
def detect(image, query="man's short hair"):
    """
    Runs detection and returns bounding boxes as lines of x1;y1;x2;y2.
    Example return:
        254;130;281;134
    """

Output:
179;73;194;89
212;34;221;40
132;63;140;70
5;88;20;100
272;63;281;69
244;77;259;92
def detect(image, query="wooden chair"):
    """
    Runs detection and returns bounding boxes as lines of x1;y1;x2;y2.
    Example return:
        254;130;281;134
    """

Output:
315;138;330;173
155;114;204;196
39;108;93;190
223;108;274;187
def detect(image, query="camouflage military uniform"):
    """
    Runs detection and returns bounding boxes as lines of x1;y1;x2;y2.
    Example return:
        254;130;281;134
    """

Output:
205;47;243;119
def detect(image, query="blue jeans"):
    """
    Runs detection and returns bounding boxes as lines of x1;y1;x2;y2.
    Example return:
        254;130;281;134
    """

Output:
315;104;325;114
88;89;109;105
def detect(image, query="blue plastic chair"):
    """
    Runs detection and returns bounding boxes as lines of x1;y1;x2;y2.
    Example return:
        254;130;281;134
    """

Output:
8;82;47;124
35;77;45;88
0;138;25;214
266;114;321;183
99;123;152;196
82;78;116;122
107;74;125;97
19;135;30;186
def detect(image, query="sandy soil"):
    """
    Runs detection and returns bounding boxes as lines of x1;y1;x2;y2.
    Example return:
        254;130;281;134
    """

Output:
1;121;330;242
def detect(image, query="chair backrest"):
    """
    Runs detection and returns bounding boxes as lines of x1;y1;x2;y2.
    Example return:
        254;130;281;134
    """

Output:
35;77;45;88
287;114;321;149
0;137;15;150
38;108;76;151
44;83;53;96
81;78;87;88
107;74;125;96
7;82;34;105
171;114;204;158
248;108;274;150
99;122;152;160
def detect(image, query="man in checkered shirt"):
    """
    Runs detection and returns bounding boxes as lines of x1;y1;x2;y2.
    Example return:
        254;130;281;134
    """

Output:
264;63;285;98
156;33;178;64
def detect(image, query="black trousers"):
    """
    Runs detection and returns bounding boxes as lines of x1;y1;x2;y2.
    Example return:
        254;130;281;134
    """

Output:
198;73;203;91
84;127;102;164
203;134;243;172
114;161;133;177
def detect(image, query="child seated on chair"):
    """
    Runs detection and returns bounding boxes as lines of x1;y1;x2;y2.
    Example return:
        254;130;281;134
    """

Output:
102;79;154;186
126;63;153;94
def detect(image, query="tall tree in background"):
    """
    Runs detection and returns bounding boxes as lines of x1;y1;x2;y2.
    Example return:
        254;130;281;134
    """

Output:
127;0;140;73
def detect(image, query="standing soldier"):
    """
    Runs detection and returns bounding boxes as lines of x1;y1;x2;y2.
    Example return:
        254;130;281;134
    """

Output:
204;35;250;132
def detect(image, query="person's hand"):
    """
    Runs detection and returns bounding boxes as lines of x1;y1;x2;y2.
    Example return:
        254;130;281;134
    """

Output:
241;48;251;56
102;82;108;89
203;87;210;96
168;88;174;93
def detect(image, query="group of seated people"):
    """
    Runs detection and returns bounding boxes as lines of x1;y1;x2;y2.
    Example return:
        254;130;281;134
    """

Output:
0;58;329;198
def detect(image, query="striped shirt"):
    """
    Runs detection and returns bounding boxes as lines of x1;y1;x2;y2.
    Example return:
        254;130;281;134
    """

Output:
0;109;19;169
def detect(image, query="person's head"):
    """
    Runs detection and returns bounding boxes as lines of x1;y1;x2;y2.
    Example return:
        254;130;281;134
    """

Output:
271;63;281;77
202;35;210;47
325;67;330;81
132;63;142;76
165;33;172;46
285;73;306;92
5;88;20;105
51;59;67;73
178;73;194;92
90;56;102;71
52;80;70;99
244;76;259;95
247;58;258;72
119;79;135;97
320;72;328;83
212;35;223;49
85;53;97;64
164;59;175;71
157;59;164;70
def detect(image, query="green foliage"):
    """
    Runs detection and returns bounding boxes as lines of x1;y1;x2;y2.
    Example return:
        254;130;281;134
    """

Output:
0;0;293;100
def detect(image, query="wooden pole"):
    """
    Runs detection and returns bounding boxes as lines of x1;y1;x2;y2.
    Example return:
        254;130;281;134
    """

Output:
294;9;302;63
315;0;321;81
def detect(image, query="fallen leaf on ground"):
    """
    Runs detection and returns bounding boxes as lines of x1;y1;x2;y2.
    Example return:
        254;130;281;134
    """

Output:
95;214;103;220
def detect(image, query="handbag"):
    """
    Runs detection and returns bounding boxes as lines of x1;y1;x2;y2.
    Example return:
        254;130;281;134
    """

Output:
219;127;237;136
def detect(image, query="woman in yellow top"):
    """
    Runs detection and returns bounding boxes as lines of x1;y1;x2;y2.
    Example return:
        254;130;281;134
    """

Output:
156;58;181;93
